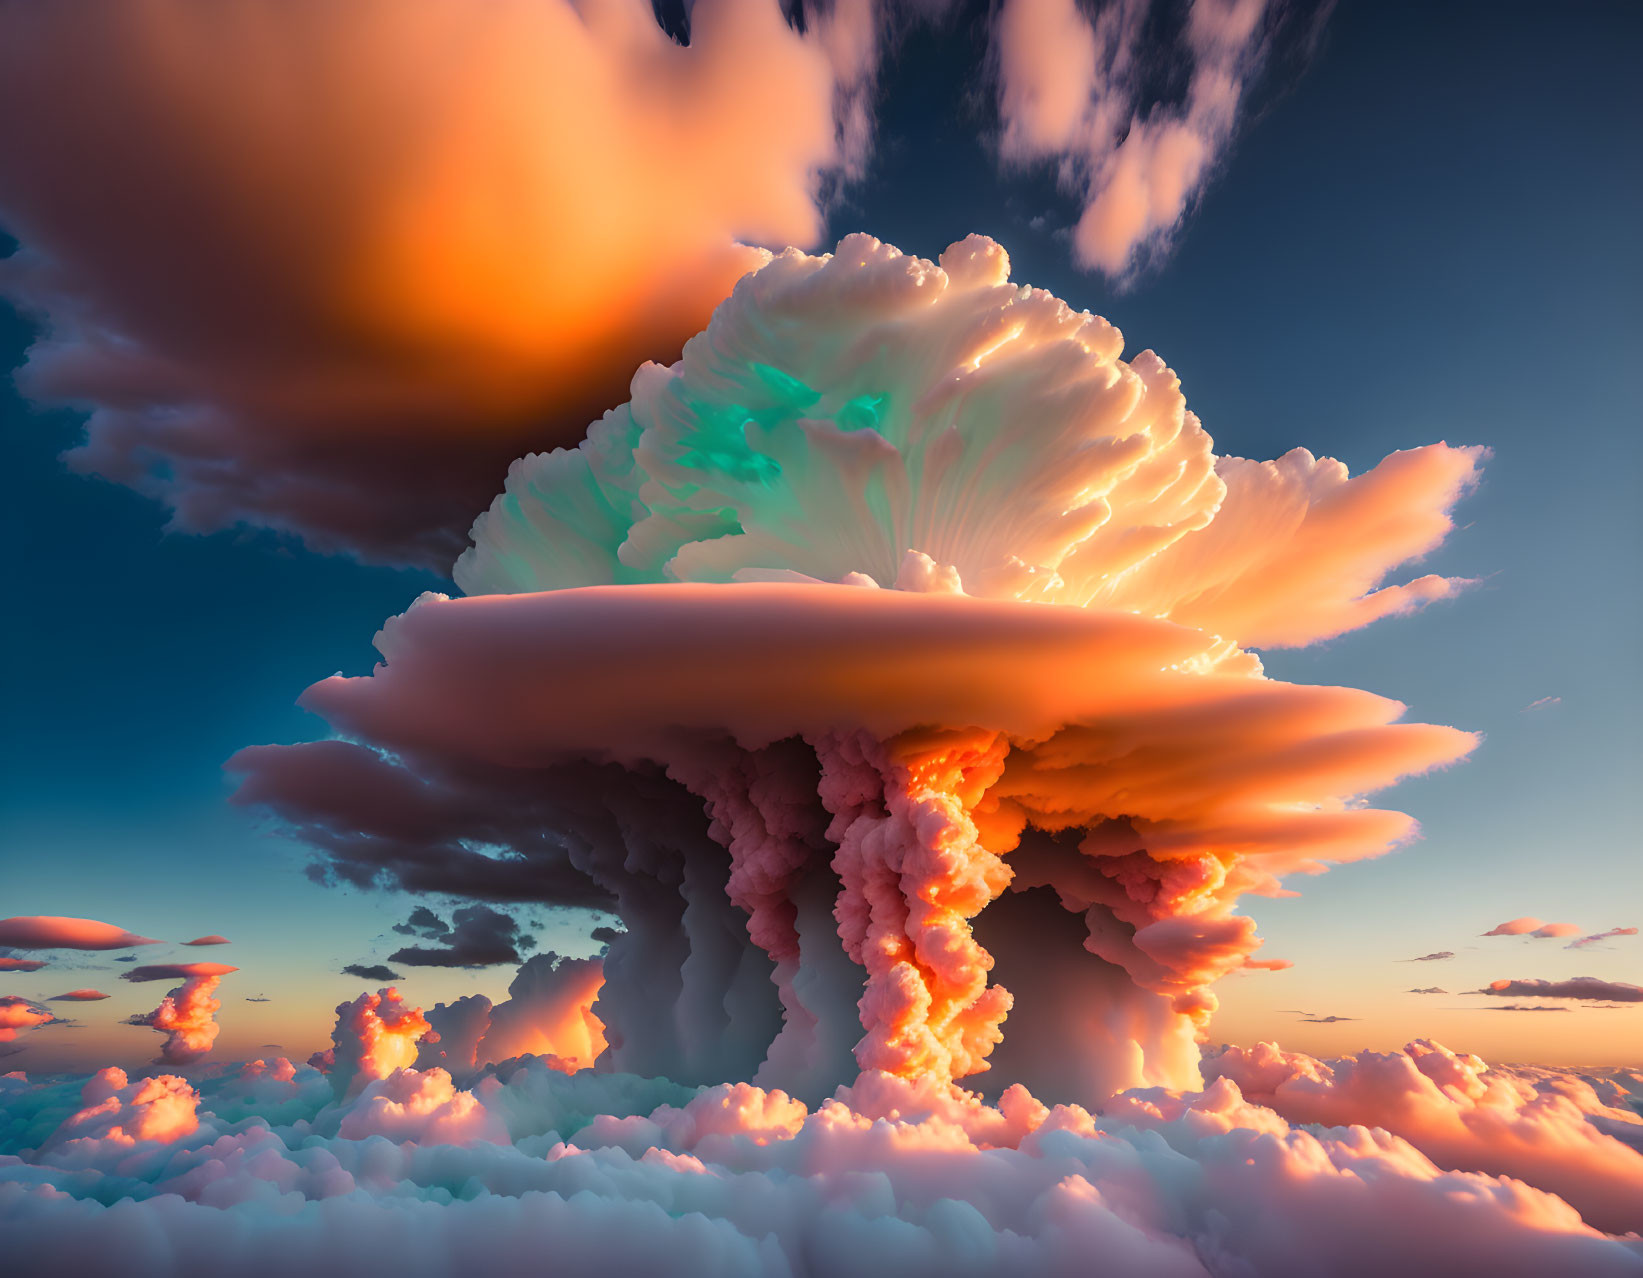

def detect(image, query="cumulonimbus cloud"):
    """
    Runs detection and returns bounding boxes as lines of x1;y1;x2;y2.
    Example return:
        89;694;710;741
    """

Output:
0;916;160;950
0;0;874;566
1475;978;1643;1004
236;235;1482;1107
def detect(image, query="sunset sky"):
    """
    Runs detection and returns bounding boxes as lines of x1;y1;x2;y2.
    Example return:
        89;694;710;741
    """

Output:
4;4;1643;1273
4;1;1635;1075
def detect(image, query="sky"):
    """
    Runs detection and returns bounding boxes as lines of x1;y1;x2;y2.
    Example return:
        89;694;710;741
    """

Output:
2;0;1640;1080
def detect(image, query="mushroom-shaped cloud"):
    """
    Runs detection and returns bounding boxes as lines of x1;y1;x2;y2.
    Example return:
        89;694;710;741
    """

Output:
234;235;1481;1104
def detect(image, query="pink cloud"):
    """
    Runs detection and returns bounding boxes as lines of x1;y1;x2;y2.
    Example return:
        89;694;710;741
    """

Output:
49;990;111;1002
1522;696;1562;712
1205;1039;1643;1234
0;916;159;950
182;935;230;946
1482;917;1581;938
0;957;47;972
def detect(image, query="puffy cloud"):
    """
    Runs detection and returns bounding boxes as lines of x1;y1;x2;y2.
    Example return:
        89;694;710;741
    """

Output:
129;976;227;1065
38;1067;201;1152
1483;917;1582;938
238;236;1482;1107
0;0;872;565
418;954;607;1077
0;1044;1640;1273
1403;951;1454;962
392;907;451;940
1476;978;1643;1004
121;962;239;983
182;936;230;947
387;904;533;969
1204;1039;1643;1234
1569;927;1638;950
48;990;110;1002
342;964;404;983
309;988;433;1098
0;956;47;972
993;0;1307;279
0;997;54;1043
0;916;159;950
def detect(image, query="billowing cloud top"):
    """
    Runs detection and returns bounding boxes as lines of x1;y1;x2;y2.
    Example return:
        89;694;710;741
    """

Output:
0;916;160;950
459;233;1481;651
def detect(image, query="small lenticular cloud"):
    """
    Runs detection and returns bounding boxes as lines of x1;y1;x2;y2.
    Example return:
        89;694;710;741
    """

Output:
1403;951;1455;962
1482;917;1580;938
0;916;159;950
49;989;110;1002
183;935;230;946
1408;987;1448;994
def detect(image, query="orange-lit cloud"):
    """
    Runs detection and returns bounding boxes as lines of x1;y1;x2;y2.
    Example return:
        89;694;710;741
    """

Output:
0;956;47;972
122;962;239;983
0;996;54;1043
129;975;228;1065
0;916;160;950
0;0;870;564
182;935;230;947
49;989;111;1002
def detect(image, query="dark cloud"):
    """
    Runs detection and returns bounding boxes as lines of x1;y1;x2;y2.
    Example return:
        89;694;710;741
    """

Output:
245;996;272;1003
591;926;622;945
228;741;629;908
392;907;451;940
1473;977;1643;1003
1401;952;1453;962
388;905;533;970
341;964;403;983
1406;987;1447;995
1298;1015;1357;1024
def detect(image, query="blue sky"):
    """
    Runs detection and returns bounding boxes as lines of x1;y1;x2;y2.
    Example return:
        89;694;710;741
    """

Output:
3;0;1639;1068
